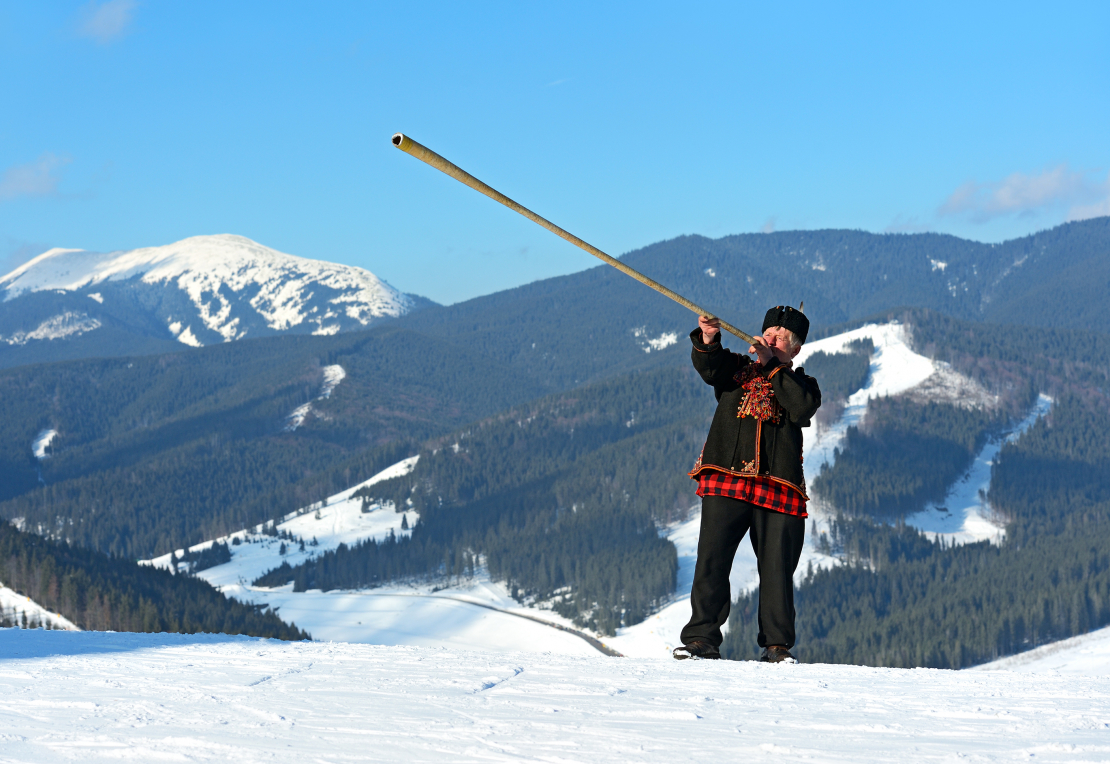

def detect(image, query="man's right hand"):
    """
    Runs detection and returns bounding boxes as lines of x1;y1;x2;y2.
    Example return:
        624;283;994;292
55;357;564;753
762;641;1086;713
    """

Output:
698;315;721;345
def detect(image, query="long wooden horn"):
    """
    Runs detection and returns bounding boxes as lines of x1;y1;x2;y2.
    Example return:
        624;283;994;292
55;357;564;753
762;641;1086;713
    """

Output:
391;133;756;345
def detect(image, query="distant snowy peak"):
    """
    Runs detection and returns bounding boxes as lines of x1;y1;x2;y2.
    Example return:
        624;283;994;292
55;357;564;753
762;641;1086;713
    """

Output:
0;235;425;346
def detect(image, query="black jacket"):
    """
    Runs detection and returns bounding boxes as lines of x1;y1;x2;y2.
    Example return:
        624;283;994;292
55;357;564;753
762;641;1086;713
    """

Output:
688;328;821;498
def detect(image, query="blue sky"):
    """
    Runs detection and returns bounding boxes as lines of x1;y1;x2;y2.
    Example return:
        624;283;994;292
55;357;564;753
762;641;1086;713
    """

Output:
1;2;1107;305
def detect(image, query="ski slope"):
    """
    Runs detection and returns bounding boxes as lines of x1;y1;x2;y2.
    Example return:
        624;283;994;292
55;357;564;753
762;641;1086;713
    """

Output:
905;393;1053;545
974;622;1110;675
1;628;1108;764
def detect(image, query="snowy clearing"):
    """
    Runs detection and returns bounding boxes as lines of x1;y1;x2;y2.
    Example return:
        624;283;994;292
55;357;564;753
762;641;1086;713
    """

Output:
795;321;1037;548
283;364;347;431
794;322;936;476
0;587;78;631
31;429;56;460
1;629;1109;763
144;454;419;587
631;326;679;353
0;312;101;346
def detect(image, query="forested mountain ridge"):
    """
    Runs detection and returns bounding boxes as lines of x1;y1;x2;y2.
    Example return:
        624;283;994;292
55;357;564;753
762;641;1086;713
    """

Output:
0;324;557;557
3;218;1107;381
387;217;1110;392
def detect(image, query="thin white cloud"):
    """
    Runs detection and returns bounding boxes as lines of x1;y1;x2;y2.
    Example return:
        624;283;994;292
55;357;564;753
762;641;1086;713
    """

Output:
883;216;932;234
77;0;137;44
938;164;1106;223
1067;171;1110;222
0;154;72;201
760;216;776;234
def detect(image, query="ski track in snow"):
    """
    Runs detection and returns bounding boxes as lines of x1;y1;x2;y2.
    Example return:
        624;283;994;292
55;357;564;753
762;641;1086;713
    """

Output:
2;629;1110;764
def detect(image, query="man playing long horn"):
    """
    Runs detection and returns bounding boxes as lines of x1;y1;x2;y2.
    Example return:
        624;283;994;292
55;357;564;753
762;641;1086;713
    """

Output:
674;305;821;663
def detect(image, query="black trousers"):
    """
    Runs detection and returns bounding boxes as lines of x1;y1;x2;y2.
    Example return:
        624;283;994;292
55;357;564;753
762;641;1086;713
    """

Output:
680;495;806;649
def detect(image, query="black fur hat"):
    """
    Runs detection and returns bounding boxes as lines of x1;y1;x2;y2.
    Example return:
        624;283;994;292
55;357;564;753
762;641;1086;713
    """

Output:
762;305;809;344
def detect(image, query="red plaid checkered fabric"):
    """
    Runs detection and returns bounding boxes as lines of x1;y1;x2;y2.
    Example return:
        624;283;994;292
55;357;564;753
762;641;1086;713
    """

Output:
696;470;808;518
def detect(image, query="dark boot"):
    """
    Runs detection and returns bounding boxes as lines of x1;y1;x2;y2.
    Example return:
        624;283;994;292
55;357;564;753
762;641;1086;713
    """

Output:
673;640;721;660
759;645;797;663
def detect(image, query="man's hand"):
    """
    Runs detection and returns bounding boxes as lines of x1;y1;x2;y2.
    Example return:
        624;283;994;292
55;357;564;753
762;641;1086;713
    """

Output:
749;336;774;365
698;315;721;345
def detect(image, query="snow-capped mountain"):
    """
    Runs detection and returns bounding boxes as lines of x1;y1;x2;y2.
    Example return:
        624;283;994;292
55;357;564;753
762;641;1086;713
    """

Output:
0;234;433;355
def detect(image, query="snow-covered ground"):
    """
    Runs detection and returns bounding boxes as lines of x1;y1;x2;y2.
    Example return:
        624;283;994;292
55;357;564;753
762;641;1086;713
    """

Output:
905;393;1053;545
284;364;347;431
143;453;611;655
794;322;1050;548
2;629;1110;764
631;326;679;353
31;428;56;460
975;622;1110;674
0;586;78;631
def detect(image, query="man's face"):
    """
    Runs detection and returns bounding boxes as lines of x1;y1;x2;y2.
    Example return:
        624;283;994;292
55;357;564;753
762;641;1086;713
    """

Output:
762;326;800;363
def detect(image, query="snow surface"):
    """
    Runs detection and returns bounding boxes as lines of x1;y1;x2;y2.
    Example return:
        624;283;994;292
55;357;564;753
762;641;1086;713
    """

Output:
175;325;203;348
905;393;1053;545
140;454;625;655
794;322;936;477
284;364;347;431
0;312;101;345
0;586;78;631
3;629;1110;763
0;234;413;343
974;622;1110;674
631;327;679;353
31;429;57;460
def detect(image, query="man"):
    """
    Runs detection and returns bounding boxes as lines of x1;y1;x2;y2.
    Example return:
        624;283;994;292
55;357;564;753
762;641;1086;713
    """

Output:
674;305;820;663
